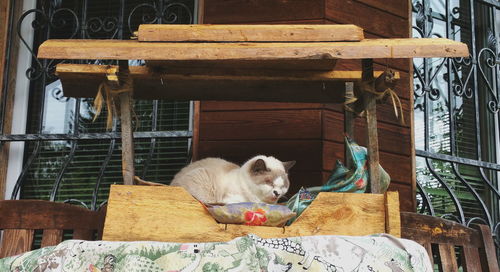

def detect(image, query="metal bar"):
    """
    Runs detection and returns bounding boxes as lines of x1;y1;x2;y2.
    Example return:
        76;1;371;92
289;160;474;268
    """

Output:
49;141;78;201
0;131;192;141
477;0;500;8
91;138;116;211
416;181;436;215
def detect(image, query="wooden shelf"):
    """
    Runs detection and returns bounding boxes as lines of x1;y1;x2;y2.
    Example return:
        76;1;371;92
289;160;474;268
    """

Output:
137;24;365;42
38;38;468;62
56;64;398;101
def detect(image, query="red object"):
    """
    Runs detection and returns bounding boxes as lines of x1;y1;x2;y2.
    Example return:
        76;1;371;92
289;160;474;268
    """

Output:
244;209;267;226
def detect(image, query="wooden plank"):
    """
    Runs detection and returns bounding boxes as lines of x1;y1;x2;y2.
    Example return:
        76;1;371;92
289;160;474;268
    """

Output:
326;0;408;38
421;242;434;268
41;229;63;248
102;185;399;242
384;191;401;237
438;244;459;272
38;38;469;61
0;229;34;258
57;65;407;102
203;0;324;23
400;212;481;247
475;224;500;272
199;110;322;140
387;182;413;212
462;247;481;272
0;200;103;230
138;24;364;42
356;0;409;19
73;229;95;240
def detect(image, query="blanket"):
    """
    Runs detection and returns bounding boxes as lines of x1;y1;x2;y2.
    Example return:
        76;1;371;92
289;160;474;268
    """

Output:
0;234;432;272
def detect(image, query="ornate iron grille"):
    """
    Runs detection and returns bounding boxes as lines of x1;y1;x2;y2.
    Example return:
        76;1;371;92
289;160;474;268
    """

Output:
0;0;195;210
412;0;499;252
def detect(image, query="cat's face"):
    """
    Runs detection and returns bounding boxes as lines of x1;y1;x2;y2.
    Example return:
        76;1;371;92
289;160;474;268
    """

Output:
247;156;296;204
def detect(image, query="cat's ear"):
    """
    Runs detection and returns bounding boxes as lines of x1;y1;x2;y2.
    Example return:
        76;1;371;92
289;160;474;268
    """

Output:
283;161;296;173
251;159;267;173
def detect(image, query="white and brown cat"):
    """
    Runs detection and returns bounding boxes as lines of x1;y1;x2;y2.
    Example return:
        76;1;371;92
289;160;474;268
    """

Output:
135;155;295;204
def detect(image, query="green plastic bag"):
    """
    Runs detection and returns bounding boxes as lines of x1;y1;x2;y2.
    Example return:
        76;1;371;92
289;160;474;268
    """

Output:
286;137;390;224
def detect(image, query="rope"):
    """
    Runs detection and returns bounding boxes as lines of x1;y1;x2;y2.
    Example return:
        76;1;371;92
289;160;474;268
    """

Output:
92;75;135;130
344;69;405;126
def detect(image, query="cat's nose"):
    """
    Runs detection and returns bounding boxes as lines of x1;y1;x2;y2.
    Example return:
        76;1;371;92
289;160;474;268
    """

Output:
273;190;280;197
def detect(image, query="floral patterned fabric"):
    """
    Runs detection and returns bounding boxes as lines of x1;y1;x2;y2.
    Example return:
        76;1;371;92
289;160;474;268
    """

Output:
206;202;296;227
0;234;432;272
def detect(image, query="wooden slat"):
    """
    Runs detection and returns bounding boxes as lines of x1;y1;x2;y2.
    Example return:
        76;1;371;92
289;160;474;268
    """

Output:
475;224;500;272
438;244;459;272
421;242;434;268
38;38;469;61
41;229;63;248
138;24;364;42
462;247;481;272
73;229;95;240
384;191;401;237
203;0;324;23
56;64;402;102
0;229;34;258
102;185;399;242
400;212;481;247
0;200;103;230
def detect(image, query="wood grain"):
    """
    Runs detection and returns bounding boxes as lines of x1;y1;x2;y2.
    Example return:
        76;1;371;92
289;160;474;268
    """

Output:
356;0;409;19
0;229;34;258
41;229;63;248
138;24;364;42
475;224;500;272
438;244;459;272
203;0;324;23
38;38;469;61
384;191;401;237
462;247;481;272
102;185;401;242
326;0;409;38
0;0;11;200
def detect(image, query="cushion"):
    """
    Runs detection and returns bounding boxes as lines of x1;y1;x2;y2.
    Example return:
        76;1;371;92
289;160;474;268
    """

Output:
206;202;296;227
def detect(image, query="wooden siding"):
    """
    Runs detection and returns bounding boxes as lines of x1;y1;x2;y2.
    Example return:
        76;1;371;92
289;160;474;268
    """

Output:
198;0;415;211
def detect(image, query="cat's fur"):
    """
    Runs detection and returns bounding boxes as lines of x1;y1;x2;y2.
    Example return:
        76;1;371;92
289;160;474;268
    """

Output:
170;155;295;204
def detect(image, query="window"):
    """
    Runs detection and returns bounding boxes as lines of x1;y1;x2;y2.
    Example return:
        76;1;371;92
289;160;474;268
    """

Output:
1;0;196;209
412;0;499;247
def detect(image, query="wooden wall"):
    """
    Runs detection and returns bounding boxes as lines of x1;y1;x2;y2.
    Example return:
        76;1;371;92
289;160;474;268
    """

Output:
197;0;415;211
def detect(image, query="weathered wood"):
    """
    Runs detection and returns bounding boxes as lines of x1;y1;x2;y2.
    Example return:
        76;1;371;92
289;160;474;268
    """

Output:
362;59;381;193
56;64;401;102
0;200;104;230
438;244;459;272
344;82;355;164
138;24;364;42
384;190;401;237
119;89;135;185
400;212;499;271
203;0;324;23
475;224;500;272
0;0;12;200
102;185;400;242
73;229;95;240
38;38;469;61
41;229;63;248
0;229;34;258
326;0;409;38
462;247;481;272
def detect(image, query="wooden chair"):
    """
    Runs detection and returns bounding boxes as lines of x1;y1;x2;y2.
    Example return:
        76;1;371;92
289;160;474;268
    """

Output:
401;212;499;272
0;200;105;258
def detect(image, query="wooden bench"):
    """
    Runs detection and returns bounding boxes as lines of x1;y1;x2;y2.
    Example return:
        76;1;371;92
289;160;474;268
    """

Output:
401;212;499;272
0;200;105;258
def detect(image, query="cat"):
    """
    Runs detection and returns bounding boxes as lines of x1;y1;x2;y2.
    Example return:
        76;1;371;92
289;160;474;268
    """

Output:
169;155;295;204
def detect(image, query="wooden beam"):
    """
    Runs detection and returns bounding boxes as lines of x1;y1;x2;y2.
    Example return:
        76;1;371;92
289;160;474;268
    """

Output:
362;59;381;194
38;38;469;61
55;64;398;102
0;0;10;200
137;24;364;42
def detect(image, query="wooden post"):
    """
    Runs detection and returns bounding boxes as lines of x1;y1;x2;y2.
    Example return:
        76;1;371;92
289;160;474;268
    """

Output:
118;60;135;185
344;81;355;168
362;59;381;193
